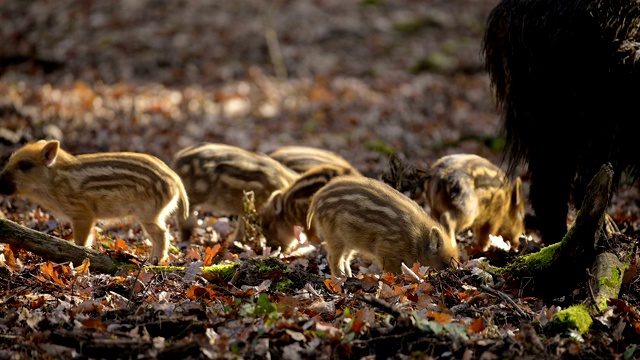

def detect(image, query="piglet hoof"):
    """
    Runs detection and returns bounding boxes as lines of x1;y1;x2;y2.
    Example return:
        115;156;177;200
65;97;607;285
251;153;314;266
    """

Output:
149;255;170;266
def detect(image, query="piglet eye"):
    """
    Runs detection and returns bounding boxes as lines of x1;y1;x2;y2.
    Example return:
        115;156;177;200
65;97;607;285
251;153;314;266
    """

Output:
17;161;34;172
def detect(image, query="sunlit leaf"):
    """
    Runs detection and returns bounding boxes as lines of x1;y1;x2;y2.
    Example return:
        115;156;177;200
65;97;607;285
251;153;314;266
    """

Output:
359;274;379;291
2;245;22;272
113;238;129;251
75;258;91;276
185;247;201;262
380;272;395;284
204;244;221;266
187;285;210;300
324;278;342;294
379;283;404;299
427;311;452;324
39;262;66;286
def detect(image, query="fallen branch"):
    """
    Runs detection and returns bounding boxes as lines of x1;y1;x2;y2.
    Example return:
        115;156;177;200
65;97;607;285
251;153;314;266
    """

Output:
479;284;528;319
587;252;626;313
0;219;240;278
0;219;116;273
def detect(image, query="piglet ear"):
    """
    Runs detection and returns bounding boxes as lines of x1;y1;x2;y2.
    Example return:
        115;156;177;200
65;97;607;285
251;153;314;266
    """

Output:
512;177;523;206
430;226;446;251
273;191;285;216
42;140;60;167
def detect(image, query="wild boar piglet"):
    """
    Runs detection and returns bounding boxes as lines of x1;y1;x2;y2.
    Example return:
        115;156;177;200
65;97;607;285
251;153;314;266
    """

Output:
260;163;360;252
172;143;299;242
267;146;357;174
424;153;525;253
0;140;189;264
308;176;458;277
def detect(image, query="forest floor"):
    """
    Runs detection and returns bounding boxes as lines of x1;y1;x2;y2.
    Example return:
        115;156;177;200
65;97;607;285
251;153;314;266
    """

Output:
0;0;639;359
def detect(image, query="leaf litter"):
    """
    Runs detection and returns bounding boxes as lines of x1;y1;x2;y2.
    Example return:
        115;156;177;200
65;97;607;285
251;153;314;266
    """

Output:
0;0;639;359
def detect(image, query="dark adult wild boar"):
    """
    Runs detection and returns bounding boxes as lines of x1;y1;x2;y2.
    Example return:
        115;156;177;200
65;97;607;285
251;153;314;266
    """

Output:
483;0;640;243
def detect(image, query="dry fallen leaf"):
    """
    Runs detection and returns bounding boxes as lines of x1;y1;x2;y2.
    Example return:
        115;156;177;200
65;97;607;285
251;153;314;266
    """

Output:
113;238;129;252
2;245;23;272
39;262;67;287
324;278;343;294
75;258;91;276
204;244;221;266
468;317;486;333
427;310;452;324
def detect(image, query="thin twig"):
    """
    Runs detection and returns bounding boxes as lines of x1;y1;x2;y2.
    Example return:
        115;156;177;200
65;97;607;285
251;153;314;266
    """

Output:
401;262;422;282
358;294;416;329
358;293;402;318
585;268;598;306
127;259;147;307
479;284;528;319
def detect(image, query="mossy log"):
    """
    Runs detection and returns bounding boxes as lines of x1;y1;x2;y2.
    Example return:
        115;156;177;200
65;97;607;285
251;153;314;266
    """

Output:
0;218;116;273
0;218;238;278
543;251;630;334
501;163;627;300
587;252;625;313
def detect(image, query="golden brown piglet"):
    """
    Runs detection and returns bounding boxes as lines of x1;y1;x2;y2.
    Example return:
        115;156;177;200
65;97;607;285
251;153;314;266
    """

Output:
266;146;357;174
307;176;458;277
172;143;299;242
424;154;525;253
259;163;360;252
0;140;189;264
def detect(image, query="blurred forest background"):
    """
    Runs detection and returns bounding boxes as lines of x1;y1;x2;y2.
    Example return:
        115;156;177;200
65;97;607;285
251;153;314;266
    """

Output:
0;0;502;176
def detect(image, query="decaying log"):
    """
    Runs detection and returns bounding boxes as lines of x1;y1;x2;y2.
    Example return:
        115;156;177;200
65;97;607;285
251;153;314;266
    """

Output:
587;252;625;313
0;218;116;273
0;218;240;277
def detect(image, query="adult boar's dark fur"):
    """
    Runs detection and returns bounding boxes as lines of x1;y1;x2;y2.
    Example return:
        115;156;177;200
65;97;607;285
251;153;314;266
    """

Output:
483;0;640;244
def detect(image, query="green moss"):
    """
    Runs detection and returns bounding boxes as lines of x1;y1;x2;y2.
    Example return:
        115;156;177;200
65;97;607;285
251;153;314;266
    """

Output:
145;265;185;273
249;258;287;273
503;242;561;276
548;304;592;335
203;263;239;281
593;266;623;312
611;267;620;283
275;279;294;292
598;268;620;288
138;262;238;281
365;139;395;157
109;261;139;273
